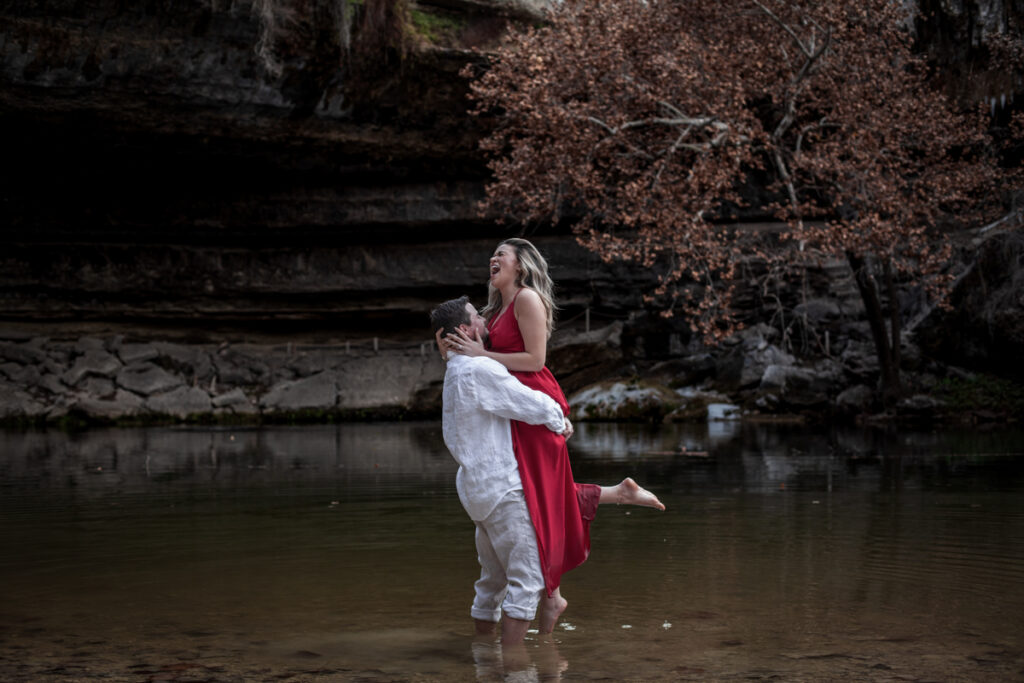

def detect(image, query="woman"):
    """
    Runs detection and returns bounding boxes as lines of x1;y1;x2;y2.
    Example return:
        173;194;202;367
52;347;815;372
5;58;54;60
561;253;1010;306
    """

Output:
444;238;663;630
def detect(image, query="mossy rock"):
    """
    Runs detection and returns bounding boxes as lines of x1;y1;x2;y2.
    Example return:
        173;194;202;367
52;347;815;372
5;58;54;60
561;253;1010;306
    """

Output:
569;380;681;422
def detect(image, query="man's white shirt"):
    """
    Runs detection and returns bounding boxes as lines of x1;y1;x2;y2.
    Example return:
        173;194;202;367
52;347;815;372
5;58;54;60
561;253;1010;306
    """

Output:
442;353;566;521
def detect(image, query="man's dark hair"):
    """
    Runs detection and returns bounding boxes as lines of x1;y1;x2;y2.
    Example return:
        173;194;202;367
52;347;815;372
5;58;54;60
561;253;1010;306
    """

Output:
430;296;471;337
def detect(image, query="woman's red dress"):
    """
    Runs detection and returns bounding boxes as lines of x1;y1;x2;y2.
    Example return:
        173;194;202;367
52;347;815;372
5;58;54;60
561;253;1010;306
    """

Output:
487;291;600;595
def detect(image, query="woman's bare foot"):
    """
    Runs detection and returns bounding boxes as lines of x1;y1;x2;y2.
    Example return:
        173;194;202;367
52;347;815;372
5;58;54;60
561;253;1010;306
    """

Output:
539;590;568;634
602;478;666;510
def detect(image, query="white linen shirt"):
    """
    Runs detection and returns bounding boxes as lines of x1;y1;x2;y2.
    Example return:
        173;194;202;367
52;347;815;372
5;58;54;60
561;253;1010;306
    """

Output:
442;353;566;521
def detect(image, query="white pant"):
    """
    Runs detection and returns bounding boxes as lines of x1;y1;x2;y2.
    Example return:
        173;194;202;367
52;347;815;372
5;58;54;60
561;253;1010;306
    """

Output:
471;489;545;623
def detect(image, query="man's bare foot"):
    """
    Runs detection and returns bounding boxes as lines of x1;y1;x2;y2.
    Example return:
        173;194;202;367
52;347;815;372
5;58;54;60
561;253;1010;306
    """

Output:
539;589;568;634
611;478;666;510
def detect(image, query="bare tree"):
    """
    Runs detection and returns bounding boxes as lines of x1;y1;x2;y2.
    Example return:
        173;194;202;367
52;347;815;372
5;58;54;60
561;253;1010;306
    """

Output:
468;0;1019;402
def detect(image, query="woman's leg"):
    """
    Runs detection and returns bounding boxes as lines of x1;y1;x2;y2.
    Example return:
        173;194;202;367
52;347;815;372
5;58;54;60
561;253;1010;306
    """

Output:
538;587;568;634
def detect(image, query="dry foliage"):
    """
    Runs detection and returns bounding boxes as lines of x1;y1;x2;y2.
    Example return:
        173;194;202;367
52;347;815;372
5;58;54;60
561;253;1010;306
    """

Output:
468;0;1019;355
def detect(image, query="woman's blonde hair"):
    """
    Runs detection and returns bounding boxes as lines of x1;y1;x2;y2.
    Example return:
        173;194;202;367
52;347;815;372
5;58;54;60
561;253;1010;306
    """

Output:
482;238;557;338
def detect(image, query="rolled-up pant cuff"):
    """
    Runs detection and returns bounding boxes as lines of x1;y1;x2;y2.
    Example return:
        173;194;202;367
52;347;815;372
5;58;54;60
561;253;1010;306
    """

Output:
500;601;537;622
471;606;502;623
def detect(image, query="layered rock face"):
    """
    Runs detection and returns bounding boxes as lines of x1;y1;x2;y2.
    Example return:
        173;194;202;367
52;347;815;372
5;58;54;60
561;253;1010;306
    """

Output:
0;0;668;329
1;0;490;323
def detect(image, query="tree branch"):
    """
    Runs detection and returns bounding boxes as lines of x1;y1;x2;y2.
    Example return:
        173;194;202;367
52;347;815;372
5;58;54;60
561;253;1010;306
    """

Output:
796;118;839;152
751;0;811;58
587;114;748;154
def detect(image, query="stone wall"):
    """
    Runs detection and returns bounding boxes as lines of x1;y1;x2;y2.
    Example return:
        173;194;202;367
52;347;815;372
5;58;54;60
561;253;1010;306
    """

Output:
0;332;446;424
0;318;635;424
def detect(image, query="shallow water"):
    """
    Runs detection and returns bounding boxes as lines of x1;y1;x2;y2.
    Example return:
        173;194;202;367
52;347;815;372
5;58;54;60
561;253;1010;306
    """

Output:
1;422;1023;681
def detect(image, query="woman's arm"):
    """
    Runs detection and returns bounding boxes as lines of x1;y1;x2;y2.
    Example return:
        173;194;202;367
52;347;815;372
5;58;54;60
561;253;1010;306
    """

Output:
449;288;547;372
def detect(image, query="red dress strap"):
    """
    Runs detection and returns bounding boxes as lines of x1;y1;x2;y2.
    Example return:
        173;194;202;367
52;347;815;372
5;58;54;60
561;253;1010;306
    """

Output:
493;288;522;325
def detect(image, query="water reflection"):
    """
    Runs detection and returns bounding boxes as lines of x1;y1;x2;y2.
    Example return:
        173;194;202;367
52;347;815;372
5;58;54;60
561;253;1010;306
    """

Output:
1;422;1023;681
0;424;454;501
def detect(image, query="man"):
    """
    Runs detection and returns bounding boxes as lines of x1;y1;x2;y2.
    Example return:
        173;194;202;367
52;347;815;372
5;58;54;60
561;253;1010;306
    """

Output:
430;295;571;645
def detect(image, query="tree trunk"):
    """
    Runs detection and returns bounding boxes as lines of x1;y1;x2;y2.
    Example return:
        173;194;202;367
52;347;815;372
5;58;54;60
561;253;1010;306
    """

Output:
846;251;903;403
883;258;901;376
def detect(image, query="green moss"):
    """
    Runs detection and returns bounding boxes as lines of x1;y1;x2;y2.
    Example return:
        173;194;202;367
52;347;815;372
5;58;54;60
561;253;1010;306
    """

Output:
935;374;1024;415
409;9;465;44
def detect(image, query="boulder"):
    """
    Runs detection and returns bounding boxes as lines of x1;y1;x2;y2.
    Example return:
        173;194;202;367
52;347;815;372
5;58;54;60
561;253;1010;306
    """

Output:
569;381;681;421
37;373;69;396
17;365;42;386
45;397;72;420
0;341;48;365
213;350;262;386
840;340;880;380
45;344;71;365
212;387;251;408
707;402;742;421
74;337;106;354
105;334;125;353
665;388;732;422
0;362;22;381
154;342;215;383
82;376;116;400
896;393;947;417
287;351;336;379
0;382;47;419
146;386;213;418
754;392;781;411
118;343;159;365
261;371;338;412
715;323;795;391
760;364;797;391
72;389;146;420
39;355;64;376
759;360;841;409
62;349;123;386
212;387;258;414
116;362;184;396
740;344;796;388
835;384;875;415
